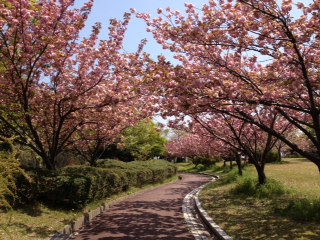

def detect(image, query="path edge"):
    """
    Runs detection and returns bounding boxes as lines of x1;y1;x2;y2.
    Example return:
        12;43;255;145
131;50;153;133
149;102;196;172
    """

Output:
49;203;107;240
194;175;233;240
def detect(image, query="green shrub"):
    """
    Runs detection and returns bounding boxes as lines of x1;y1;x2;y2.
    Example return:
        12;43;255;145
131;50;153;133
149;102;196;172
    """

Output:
38;174;89;208
277;198;320;222
132;160;177;183
255;151;281;163
0;137;31;210
191;156;216;167
15;166;130;208
232;177;286;198
52;166;129;207
16;159;177;209
194;164;208;172
217;167;239;185
97;159;129;169
99;159;177;186
15;168;52;204
266;151;281;163
0;156;25;209
98;159;151;186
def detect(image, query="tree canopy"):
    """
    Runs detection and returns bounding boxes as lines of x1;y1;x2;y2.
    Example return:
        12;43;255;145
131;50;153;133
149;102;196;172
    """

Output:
122;119;168;161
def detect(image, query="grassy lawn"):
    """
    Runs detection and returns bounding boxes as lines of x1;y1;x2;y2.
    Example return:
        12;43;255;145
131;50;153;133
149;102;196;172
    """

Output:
175;161;222;175
0;175;179;240
175;162;196;172
265;158;320;198
199;158;320;240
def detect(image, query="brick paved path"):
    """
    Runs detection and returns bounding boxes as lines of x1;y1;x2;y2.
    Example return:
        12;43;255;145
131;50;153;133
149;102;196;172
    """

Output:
71;174;211;240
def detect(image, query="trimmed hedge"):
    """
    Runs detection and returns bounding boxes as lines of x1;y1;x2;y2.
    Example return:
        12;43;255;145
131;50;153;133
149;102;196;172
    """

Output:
17;160;177;208
98;160;152;186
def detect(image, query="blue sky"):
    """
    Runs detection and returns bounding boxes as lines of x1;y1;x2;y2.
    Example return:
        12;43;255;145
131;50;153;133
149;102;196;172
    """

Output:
75;0;312;62
75;0;209;62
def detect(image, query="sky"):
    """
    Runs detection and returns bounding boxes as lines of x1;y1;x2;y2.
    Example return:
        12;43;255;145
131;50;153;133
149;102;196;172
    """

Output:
75;0;209;62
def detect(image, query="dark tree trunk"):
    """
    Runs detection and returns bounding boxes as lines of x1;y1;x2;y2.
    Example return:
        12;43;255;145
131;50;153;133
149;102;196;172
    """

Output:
42;155;56;170
277;146;282;162
254;163;266;185
235;154;243;176
90;158;97;167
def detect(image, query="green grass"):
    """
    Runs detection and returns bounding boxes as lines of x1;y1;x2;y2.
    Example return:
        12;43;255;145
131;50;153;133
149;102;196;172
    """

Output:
175;162;223;175
266;158;320;198
231;176;286;198
0;175;179;240
175;162;196;172
199;158;320;240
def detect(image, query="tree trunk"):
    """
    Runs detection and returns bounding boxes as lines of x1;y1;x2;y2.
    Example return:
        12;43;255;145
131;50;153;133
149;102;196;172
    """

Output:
42;155;56;170
254;163;266;185
230;159;233;169
90;157;97;167
235;154;243;176
277;146;282;162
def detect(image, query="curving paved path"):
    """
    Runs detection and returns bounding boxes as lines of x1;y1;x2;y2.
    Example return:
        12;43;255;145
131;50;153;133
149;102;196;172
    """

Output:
71;174;211;240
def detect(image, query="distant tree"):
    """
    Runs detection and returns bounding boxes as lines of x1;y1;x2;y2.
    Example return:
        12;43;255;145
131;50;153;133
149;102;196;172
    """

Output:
166;131;217;166
99;143;134;162
122;119;167;161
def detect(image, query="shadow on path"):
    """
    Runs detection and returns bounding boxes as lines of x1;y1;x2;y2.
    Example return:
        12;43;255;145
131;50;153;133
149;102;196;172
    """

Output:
72;174;211;240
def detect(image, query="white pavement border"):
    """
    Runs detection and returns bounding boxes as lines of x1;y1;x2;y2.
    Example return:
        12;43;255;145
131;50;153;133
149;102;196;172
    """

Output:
183;187;214;240
49;203;108;240
183;175;233;240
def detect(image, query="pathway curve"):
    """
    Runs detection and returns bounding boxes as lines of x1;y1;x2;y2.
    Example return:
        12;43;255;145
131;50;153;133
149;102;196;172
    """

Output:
70;174;212;240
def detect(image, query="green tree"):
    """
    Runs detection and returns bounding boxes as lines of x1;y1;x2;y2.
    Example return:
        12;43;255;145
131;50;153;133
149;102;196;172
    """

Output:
122;120;167;161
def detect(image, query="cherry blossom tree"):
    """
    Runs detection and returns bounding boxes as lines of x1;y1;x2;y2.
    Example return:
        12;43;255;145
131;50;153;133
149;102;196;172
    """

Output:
166;131;217;164
0;0;148;170
72;101;147;166
191;110;291;183
138;0;320;172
